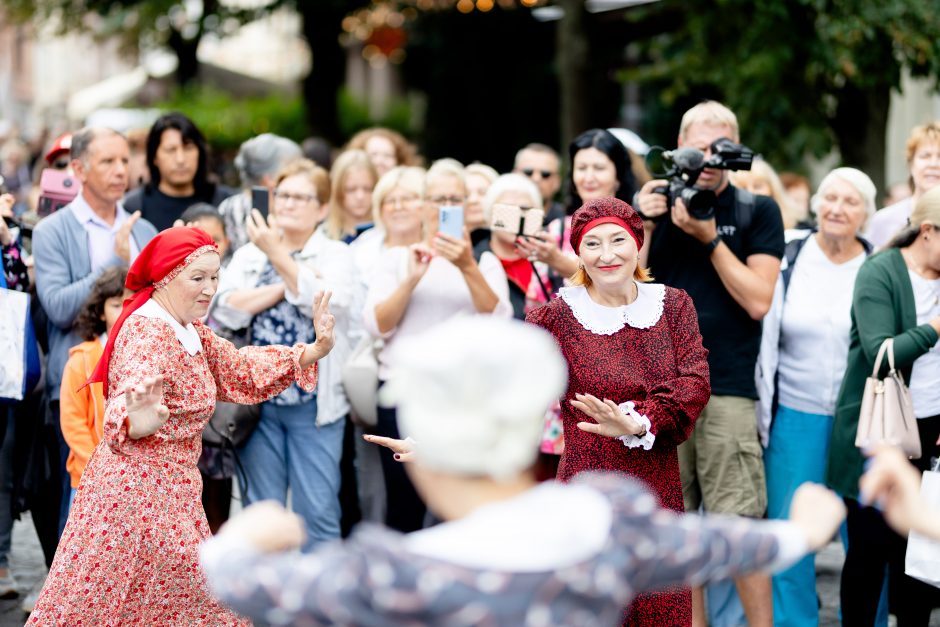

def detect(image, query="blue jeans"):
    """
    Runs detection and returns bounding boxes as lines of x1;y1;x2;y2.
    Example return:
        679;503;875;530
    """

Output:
765;404;833;627
238;399;343;549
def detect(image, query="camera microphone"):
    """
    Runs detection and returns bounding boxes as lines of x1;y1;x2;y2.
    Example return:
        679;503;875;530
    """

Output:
663;147;706;172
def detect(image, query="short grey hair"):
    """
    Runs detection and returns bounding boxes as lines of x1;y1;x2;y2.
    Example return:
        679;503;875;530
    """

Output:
70;127;124;164
811;167;878;224
481;173;542;224
234;133;302;188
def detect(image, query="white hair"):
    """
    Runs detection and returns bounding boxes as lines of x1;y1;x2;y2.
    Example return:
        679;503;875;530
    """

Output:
380;317;567;481
481;173;542;224
811;167;877;223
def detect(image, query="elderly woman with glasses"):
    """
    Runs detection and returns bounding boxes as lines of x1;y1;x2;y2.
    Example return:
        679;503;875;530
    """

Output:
213;158;354;549
362;158;512;532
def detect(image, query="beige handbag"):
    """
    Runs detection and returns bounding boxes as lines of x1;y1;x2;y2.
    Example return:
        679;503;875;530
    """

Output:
855;338;922;459
342;336;383;428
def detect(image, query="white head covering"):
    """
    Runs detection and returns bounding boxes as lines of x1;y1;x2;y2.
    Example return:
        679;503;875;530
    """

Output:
380;316;568;480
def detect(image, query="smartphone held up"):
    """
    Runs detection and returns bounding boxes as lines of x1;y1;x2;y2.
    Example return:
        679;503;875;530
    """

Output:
251;186;270;221
438;205;464;239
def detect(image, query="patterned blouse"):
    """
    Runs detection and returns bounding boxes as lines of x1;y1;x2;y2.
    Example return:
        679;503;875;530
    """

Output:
251;257;317;406
2;241;28;292
201;472;806;627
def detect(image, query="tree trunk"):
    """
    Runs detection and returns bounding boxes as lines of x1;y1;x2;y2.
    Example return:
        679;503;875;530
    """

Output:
167;27;201;87
557;0;590;152
299;4;352;145
832;84;891;196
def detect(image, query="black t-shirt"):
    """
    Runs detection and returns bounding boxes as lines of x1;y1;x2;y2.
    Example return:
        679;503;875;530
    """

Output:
123;184;236;232
647;184;785;398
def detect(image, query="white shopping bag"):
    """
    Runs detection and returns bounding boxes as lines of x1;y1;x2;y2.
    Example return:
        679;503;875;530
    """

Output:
905;466;940;588
0;288;29;401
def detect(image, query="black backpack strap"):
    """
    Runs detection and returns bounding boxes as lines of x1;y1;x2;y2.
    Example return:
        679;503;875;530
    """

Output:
780;235;809;294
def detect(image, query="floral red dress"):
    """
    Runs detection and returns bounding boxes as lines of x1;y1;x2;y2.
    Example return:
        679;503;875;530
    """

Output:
526;283;710;627
27;312;318;626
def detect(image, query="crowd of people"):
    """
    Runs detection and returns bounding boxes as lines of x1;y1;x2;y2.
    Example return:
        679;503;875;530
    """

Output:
0;100;937;626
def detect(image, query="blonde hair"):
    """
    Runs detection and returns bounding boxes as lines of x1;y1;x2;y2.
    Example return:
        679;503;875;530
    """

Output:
679;101;740;143
274;158;330;204
889;185;940;248
906;122;940;164
371;165;427;230
324;149;377;240
425;158;466;189
731;159;801;228
345;127;422;167
465;162;499;185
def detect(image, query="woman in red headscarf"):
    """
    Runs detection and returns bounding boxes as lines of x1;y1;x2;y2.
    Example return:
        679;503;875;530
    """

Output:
526;197;711;626
27;226;335;626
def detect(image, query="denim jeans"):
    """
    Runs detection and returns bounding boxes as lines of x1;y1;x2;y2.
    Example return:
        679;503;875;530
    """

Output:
238;398;343;549
0;410;13;569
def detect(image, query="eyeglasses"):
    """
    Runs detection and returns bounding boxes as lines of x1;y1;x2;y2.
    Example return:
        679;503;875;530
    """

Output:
522;168;555;180
428;195;466;205
273;190;317;204
382;194;421;208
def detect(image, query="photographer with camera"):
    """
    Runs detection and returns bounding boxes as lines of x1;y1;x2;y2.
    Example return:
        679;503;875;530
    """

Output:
636;101;785;627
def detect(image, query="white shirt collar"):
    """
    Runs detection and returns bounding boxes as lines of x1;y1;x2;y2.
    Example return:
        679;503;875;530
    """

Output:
69;192;129;231
560;282;665;335
131;299;202;356
404;482;611;572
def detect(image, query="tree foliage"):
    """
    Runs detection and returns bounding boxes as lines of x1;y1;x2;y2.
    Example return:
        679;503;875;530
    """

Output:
624;0;940;190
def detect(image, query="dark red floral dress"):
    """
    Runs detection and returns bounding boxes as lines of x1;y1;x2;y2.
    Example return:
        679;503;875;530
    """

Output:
527;284;710;626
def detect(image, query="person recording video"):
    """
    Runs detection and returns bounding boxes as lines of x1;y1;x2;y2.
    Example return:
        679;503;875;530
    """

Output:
635;100;785;627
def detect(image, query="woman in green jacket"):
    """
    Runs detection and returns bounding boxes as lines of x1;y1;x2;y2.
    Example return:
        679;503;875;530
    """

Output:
828;185;940;626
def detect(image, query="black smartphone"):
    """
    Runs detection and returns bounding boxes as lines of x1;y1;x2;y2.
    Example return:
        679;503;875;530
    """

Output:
250;186;269;220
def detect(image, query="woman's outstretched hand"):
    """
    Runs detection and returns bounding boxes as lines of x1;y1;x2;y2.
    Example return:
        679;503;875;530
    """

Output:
126;375;170;439
217;501;306;553
571;393;644;438
363;434;416;462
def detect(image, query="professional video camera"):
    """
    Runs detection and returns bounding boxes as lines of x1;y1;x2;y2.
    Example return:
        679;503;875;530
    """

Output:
646;138;755;220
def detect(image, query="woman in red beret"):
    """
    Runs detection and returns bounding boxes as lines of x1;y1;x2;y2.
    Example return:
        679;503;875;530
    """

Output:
27;226;336;626
526;196;711;626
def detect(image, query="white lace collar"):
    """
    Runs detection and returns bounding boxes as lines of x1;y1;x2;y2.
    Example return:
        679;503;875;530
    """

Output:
560;283;665;335
131;299;203;356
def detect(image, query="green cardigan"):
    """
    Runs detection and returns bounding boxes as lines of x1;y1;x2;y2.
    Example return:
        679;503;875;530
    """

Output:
827;247;939;499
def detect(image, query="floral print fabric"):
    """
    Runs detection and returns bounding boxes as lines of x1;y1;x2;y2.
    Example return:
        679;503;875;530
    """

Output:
27;314;317;626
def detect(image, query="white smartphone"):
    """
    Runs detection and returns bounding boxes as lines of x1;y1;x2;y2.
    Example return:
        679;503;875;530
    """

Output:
438;205;464;239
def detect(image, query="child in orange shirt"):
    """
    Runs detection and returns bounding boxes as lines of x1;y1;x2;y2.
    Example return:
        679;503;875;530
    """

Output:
59;267;128;509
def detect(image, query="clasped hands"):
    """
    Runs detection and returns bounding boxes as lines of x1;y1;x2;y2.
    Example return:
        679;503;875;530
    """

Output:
570;393;646;439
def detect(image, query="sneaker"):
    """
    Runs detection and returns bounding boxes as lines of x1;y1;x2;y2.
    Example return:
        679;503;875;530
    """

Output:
0;572;18;599
20;585;40;613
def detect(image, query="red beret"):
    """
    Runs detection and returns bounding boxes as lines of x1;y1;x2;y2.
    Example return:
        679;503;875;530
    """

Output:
569;197;645;254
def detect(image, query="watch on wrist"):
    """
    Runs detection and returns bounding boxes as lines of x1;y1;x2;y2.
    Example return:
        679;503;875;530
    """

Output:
704;235;722;253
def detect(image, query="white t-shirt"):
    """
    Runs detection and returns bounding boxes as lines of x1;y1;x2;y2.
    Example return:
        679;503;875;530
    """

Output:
776;236;865;415
908;269;940;418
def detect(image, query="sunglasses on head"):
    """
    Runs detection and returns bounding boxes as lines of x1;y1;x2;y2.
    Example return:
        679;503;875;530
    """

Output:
522;168;554;179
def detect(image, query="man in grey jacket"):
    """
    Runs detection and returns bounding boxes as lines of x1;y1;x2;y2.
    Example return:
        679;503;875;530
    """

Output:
31;126;157;535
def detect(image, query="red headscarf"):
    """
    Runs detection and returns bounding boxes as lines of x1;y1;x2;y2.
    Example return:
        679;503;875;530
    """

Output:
87;226;219;397
569;197;645;254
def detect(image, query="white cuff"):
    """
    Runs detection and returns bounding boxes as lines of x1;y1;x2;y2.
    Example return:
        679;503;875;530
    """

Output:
616;401;655;450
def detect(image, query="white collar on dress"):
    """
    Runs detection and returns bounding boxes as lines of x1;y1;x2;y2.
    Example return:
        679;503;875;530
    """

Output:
560;282;665;335
131;299;202;356
404;482;611;572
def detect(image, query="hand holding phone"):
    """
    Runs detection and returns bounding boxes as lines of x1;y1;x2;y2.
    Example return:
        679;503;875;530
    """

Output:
251;186;270;220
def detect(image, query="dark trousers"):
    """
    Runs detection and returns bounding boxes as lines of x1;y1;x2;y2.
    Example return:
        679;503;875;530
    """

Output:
374;394;426;532
50;402;70;539
339;416;362;537
841;414;940;626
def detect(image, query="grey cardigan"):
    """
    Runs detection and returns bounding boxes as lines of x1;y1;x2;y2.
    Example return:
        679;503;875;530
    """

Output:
32;203;157;400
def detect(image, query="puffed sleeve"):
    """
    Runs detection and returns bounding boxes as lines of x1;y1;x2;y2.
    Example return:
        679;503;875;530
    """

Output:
632;289;710;447
103;317;173;454
195;321;318;405
578;473;807;595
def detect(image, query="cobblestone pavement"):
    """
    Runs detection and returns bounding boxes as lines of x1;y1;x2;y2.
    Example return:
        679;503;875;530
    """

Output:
1;513;939;626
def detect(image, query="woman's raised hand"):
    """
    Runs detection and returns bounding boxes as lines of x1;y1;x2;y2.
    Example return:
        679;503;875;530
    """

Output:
571;393;643;438
125;375;170;439
788;483;846;551
433;228;474;271
363;434;416;462
407;243;433;282
312;290;335;353
217;501;306;553
246;209;282;257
